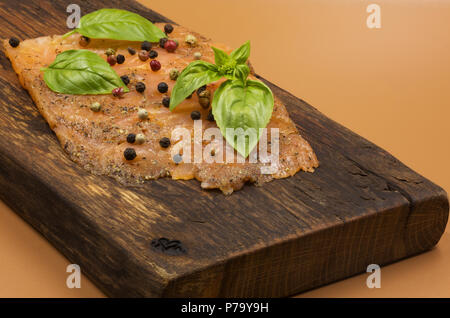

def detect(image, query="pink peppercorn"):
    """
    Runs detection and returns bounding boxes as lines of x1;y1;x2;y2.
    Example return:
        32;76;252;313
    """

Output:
150;60;161;71
164;40;178;53
107;55;117;66
112;87;124;97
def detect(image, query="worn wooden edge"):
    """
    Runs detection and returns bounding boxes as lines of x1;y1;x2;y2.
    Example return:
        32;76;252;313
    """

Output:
0;151;169;297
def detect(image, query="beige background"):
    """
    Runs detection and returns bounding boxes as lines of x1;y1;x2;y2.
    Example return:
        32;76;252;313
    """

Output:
0;0;449;297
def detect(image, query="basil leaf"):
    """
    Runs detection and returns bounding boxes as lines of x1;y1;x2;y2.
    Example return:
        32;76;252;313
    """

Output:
68;9;166;42
169;61;221;110
211;47;230;66
233;64;250;83
212;79;274;158
42;49;129;95
230;41;250;64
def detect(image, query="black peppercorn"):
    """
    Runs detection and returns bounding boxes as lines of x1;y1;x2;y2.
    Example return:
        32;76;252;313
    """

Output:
120;75;130;85
9;37;20;48
127;133;136;144
207;110;215;122
124;148;136;160
127;47;136;55
136;82;146;93
141;41;152;51
116;54;125;64
164;24;174;34
162;97;170;108
191;110;201;120
159;137;171;148
157;82;168;93
159;38;168;48
149;50;158;59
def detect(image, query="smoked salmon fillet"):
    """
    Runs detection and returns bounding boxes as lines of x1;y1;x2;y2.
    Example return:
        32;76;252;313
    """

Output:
2;23;318;194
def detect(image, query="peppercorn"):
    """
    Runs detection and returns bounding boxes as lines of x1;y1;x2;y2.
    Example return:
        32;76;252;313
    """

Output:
136;82;146;93
112;87;124;97
157;82;168;93
207;110;215;122
90;102;101;112
199;90;211;98
164;40;177;53
120;75;130;85
150;60;161;71
107;55;117;66
135;133;145;145
164;24;174;34
173;154;183;164
199;97;210;109
159;137;171;148
138;50;149;61
186;92;193;99
193;52;202;60
116;54;125;64
169;68;179;81
105;48;116;56
191;110;201;120
127;47;136;55
197;85;207;96
8;37;20;48
162;96;170;107
138;108;148;120
79;36;90;47
185;34;197;46
141;41;152;51
148;50;158;59
124;148;136;160
159;38;168;48
127;133;136;144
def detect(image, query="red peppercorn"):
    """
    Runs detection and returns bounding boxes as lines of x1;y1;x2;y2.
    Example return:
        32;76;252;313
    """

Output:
164;40;178;53
107;55;117;66
150;60;161;71
112;87;124;97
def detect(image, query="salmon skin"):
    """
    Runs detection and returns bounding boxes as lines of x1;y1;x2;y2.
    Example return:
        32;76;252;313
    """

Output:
2;23;318;194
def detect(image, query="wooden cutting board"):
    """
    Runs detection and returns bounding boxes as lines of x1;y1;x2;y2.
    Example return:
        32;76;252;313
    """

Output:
0;0;448;297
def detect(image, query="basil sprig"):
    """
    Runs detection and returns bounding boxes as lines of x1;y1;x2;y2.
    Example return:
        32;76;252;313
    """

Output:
63;9;166;42
41;50;129;95
170;41;274;158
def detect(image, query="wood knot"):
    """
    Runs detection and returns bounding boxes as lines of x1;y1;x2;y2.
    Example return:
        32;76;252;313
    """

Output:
151;237;187;255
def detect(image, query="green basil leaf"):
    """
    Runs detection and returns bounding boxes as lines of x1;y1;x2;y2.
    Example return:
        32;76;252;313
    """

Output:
212;79;274;158
69;9;166;42
230;40;251;64
169;61;221;110
42;49;129;95
233;64;250;83
211;47;230;66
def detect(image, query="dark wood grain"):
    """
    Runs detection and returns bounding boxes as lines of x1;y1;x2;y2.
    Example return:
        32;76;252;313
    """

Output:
0;0;447;297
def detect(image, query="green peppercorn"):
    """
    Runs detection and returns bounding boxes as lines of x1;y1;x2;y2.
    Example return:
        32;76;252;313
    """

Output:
199;97;210;109
185;34;197;46
105;48;116;56
135;133;146;145
138;108;148;120
90;102;101;112
193;52;202;60
169;68;179;81
199;90;211;98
